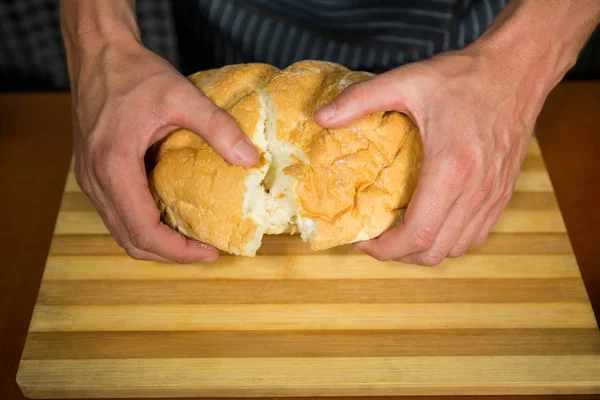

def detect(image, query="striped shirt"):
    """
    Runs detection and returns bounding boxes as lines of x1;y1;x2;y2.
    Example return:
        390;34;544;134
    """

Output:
173;0;507;74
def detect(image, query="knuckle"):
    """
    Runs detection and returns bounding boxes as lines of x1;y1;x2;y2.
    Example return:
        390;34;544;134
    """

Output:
206;106;227;129
111;235;127;250
74;170;92;195
449;147;486;186
205;107;236;139
500;188;514;206
473;232;489;246
363;246;393;262
173;252;192;265
129;227;153;251
412;228;435;251
417;251;445;267
458;149;479;169
448;243;469;258
161;84;192;125
346;82;372;104
494;132;513;158
480;169;495;196
164;84;189;108
93;161;110;183
372;251;393;262
87;146;112;182
471;169;495;205
125;247;146;261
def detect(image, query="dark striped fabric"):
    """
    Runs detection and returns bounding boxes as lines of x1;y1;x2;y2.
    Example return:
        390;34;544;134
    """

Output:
174;0;507;74
0;0;179;91
1;0;598;91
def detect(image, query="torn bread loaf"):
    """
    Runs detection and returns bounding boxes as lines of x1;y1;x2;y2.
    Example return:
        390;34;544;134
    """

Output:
148;60;423;256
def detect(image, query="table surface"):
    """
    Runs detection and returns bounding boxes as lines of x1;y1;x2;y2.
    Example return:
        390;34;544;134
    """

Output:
1;82;599;400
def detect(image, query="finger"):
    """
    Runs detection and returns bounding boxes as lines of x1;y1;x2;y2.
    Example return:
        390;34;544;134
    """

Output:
105;203;210;263
167;82;259;167
395;253;433;266
100;197;178;263
473;189;514;246
397;177;491;266
393;202;466;266
446;202;489;258
103;206;174;262
472;148;523;246
105;158;220;263
84;172;175;263
354;159;462;261
447;170;500;257
80;159;132;251
314;69;422;128
124;243;185;263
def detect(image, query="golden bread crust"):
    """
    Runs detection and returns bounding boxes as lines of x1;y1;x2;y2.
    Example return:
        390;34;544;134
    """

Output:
149;60;423;255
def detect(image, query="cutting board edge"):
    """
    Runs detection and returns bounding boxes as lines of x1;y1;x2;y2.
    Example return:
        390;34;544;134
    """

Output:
17;355;600;399
16;382;600;399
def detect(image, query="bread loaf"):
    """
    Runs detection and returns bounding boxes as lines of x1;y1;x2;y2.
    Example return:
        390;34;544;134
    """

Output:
148;60;423;256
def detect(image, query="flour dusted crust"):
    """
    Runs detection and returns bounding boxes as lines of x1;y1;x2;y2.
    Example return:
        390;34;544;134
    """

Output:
148;60;423;256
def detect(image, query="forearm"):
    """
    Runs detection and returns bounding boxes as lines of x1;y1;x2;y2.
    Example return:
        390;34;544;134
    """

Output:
471;0;600;103
60;0;142;88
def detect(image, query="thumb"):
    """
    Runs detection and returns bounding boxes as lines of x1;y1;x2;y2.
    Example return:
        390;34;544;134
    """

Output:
168;82;259;168
313;68;420;129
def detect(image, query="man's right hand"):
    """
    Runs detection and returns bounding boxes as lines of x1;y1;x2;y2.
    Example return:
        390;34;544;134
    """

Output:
61;1;258;263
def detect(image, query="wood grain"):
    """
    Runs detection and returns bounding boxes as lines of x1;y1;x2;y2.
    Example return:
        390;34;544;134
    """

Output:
20;329;600;360
42;254;580;279
55;207;568;235
53;201;567;236
28;303;597;332
47;232;575;255
35;278;588;304
16;356;600;398
7;90;600;399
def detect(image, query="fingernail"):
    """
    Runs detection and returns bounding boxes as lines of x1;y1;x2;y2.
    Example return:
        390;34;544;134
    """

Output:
203;255;218;262
232;138;258;163
315;102;337;121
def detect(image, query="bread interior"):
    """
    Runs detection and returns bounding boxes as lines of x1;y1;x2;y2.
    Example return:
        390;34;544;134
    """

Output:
240;90;316;255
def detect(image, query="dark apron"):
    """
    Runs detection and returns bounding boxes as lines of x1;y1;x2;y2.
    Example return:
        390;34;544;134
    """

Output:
171;0;507;75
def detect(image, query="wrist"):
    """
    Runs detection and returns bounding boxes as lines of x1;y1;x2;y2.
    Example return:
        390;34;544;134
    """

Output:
60;0;142;84
464;0;600;121
471;1;600;90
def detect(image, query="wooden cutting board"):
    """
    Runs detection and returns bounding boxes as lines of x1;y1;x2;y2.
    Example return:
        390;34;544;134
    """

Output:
16;137;600;398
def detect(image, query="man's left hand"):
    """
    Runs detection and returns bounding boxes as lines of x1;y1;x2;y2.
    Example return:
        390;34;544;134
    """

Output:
314;47;544;266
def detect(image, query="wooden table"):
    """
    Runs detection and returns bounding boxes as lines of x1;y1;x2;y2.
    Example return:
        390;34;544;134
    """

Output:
1;82;599;400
